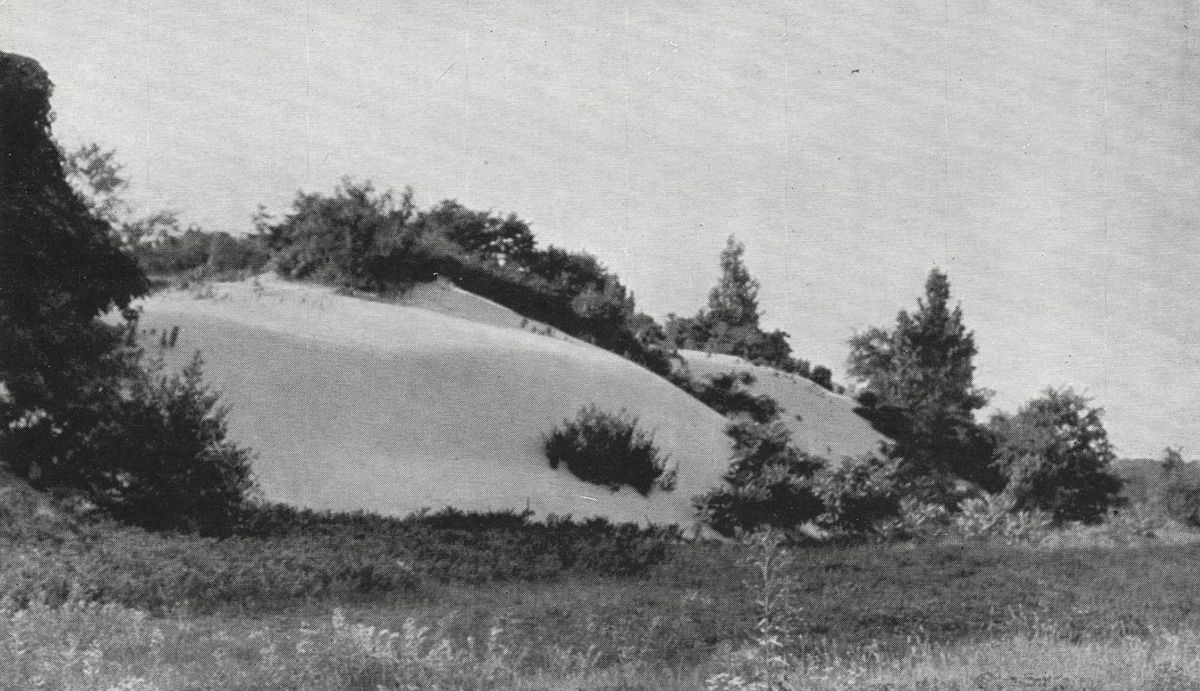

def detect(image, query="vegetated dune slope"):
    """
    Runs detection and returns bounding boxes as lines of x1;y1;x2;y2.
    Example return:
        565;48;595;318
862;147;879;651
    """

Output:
678;351;889;463
134;275;732;527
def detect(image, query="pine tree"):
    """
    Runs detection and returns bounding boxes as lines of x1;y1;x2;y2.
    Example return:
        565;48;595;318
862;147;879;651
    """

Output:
848;269;995;501
706;235;761;329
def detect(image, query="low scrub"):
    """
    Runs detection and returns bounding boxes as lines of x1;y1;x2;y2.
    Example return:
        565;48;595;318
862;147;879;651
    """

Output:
239;504;680;580
1;524;418;612
0;600;529;690
544;405;674;496
0;504;678;613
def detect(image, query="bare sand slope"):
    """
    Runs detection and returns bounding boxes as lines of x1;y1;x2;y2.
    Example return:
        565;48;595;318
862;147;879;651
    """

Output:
396;279;569;338
678;350;889;463
134;276;732;527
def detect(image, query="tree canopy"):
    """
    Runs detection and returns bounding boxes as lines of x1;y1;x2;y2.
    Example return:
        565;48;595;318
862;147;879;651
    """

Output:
706;235;761;329
990;387;1122;522
1;52;252;534
664;236;833;387
848;269;996;501
0;52;147;434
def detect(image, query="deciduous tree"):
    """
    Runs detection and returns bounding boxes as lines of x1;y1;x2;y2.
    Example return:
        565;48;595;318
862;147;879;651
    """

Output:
990;387;1122;522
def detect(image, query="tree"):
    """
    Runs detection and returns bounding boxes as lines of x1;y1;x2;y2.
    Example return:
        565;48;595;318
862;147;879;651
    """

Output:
417;199;536;266
694;419;824;536
0;52;147;439
1161;446;1186;476
62;142;129;226
1;52;253;534
63;142;184;247
707;235;761;329
266;178;408;287
847;269;996;502
990;387;1122;522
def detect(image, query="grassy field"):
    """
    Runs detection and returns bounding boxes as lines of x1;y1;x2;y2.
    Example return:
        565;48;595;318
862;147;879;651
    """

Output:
7;499;1200;690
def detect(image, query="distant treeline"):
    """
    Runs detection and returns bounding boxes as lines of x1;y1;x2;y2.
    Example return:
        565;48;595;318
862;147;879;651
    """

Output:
134;227;269;279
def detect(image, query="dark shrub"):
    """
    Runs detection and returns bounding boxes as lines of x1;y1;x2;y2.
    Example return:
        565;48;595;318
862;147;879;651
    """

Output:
1166;482;1200;527
544;405;672;496
855;390;879;409
810;365;834;391
694;419;824;536
671;370;781;423
991;387;1123;522
14;352;256;536
267;179;409;288
816;455;902;534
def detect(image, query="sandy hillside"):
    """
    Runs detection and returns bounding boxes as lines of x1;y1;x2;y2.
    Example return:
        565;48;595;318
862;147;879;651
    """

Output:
678;350;889;463
134;275;733;527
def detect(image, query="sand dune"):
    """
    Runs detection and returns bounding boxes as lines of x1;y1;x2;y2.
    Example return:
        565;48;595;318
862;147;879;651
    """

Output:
132;276;889;527
678;350;889;463
135;276;733;527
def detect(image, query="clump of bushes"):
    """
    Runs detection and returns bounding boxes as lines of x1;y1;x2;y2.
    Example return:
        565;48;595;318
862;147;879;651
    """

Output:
1116;449;1200;527
814;455;902;536
544;405;674;496
694;419;824;536
134;227;270;279
670;370;780;424
3;352;255;537
990;387;1123;522
263;182;675;375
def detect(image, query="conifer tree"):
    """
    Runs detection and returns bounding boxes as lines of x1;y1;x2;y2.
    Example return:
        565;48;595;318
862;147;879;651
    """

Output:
706;235;761;329
848;269;996;501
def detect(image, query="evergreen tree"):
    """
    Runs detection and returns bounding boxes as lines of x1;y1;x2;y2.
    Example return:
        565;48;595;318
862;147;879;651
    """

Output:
706;235;761;329
847;269;996;502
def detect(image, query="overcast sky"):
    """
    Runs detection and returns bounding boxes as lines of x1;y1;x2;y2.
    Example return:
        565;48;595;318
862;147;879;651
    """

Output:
5;1;1199;457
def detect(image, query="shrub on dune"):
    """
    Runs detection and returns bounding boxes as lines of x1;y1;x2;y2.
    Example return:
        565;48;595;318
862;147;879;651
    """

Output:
544;405;673;496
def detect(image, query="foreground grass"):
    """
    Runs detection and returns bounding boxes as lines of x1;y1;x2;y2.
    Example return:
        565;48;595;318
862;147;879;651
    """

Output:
10;496;1200;688
7;598;1200;690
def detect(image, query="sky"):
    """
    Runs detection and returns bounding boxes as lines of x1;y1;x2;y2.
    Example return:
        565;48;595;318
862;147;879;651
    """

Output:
5;1;1199;457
